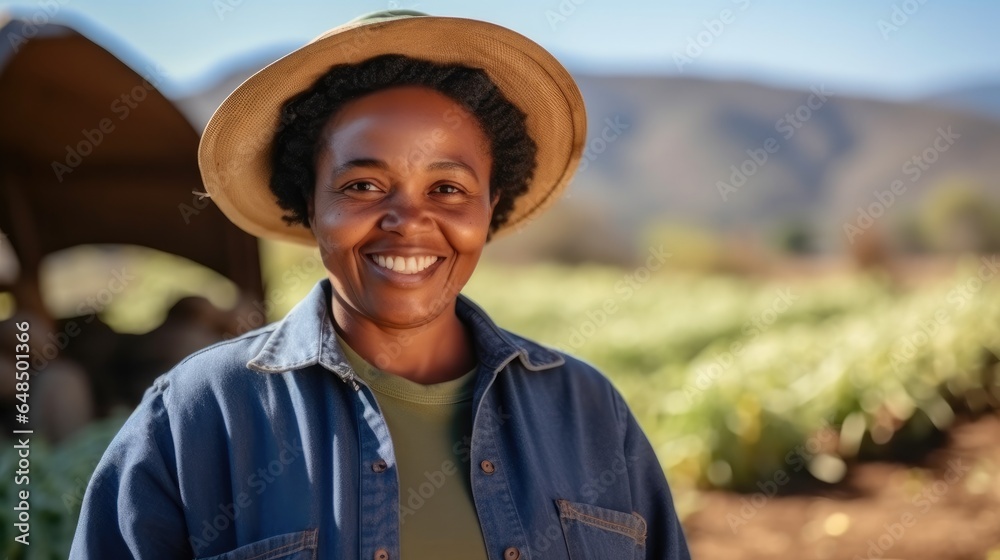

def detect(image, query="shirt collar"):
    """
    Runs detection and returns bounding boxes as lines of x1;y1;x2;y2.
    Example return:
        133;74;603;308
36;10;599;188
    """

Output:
247;279;564;380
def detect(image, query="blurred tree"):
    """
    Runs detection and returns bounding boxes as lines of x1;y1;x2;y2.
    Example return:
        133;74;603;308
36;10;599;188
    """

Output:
484;199;636;266
849;223;890;271
641;222;770;274
915;180;1000;253
894;214;928;254
771;219;817;255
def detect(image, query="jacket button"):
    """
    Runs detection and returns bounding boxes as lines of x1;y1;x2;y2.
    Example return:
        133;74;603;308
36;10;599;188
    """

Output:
372;459;388;473
374;548;389;560
480;460;496;474
504;547;520;559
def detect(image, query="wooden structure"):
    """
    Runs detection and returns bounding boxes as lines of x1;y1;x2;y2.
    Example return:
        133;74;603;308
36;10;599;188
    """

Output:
0;14;263;317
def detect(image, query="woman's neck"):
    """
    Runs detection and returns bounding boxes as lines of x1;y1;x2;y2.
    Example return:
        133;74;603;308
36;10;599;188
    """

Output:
330;297;478;385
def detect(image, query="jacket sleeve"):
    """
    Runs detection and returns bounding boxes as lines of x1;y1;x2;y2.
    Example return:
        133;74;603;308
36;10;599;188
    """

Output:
616;392;692;559
69;386;192;559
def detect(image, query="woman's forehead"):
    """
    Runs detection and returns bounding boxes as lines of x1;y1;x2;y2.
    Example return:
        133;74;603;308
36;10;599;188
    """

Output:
327;86;473;126
320;86;491;163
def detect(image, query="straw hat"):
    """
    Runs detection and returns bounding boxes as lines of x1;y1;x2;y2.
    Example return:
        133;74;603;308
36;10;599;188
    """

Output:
198;10;586;245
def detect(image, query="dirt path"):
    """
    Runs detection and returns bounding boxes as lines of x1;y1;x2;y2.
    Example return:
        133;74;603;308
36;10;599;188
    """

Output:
684;414;1000;559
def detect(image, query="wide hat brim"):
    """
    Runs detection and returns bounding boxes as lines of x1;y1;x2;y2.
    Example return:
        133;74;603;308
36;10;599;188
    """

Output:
198;11;587;246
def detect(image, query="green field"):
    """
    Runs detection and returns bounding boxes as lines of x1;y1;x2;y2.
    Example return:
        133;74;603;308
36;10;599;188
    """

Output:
464;259;1000;497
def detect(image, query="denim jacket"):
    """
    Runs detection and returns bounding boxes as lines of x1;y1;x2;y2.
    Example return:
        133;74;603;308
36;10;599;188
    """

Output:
70;279;691;560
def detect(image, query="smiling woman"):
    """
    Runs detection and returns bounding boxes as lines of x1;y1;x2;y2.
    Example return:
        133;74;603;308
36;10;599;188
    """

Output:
69;9;690;560
309;85;497;384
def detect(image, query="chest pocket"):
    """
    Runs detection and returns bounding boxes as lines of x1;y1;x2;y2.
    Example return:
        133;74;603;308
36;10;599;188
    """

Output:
556;499;646;560
195;528;318;560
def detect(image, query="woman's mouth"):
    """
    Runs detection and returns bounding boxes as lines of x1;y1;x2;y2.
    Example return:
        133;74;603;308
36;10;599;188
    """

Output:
369;254;439;274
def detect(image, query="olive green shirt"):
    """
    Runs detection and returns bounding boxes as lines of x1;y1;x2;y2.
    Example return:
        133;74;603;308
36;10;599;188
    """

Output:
335;331;489;559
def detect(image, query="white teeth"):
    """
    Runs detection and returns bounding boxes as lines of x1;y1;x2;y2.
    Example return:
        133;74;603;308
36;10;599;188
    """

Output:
370;254;439;275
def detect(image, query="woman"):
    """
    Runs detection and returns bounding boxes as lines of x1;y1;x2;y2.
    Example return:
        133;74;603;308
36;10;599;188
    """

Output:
70;10;690;560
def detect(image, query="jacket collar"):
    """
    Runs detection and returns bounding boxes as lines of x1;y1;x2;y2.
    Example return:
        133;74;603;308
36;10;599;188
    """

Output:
247;279;564;380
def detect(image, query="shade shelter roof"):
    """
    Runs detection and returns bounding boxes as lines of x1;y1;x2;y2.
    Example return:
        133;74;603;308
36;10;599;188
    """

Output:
0;14;263;312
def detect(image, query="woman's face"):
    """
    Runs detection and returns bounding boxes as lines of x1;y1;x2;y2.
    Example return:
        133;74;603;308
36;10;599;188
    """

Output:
309;85;497;329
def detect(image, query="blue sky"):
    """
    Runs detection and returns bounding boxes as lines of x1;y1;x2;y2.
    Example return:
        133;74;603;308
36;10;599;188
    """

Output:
1;0;998;99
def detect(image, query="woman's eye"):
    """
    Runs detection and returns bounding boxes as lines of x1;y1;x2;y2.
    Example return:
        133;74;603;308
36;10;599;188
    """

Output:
434;184;461;194
345;181;378;192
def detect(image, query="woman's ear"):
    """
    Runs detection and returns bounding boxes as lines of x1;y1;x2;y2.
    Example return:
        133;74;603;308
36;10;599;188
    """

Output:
490;192;500;214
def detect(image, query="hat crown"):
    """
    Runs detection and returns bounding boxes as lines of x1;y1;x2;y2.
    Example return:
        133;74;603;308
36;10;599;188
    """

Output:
313;10;429;44
347;9;429;25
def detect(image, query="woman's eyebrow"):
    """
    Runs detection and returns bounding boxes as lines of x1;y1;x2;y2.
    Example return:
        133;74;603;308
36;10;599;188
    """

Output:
331;158;480;182
426;160;479;181
331;158;389;177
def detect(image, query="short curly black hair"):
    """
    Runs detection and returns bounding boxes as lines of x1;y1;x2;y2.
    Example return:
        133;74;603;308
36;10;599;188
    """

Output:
270;54;537;238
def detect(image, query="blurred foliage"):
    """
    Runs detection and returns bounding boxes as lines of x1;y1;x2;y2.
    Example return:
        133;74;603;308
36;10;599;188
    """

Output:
770;219;819;255
898;182;1000;254
641;223;729;272
463;257;1000;494
0;414;126;559
485;200;637;266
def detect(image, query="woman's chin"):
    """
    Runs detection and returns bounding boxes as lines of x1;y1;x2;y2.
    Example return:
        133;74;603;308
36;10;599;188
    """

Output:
363;298;452;330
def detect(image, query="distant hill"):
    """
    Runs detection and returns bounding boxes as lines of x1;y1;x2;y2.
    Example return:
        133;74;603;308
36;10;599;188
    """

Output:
924;81;1000;122
568;75;1000;243
176;55;1000;258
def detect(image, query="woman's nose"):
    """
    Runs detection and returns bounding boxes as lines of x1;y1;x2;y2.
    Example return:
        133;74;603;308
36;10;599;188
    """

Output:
379;190;433;235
